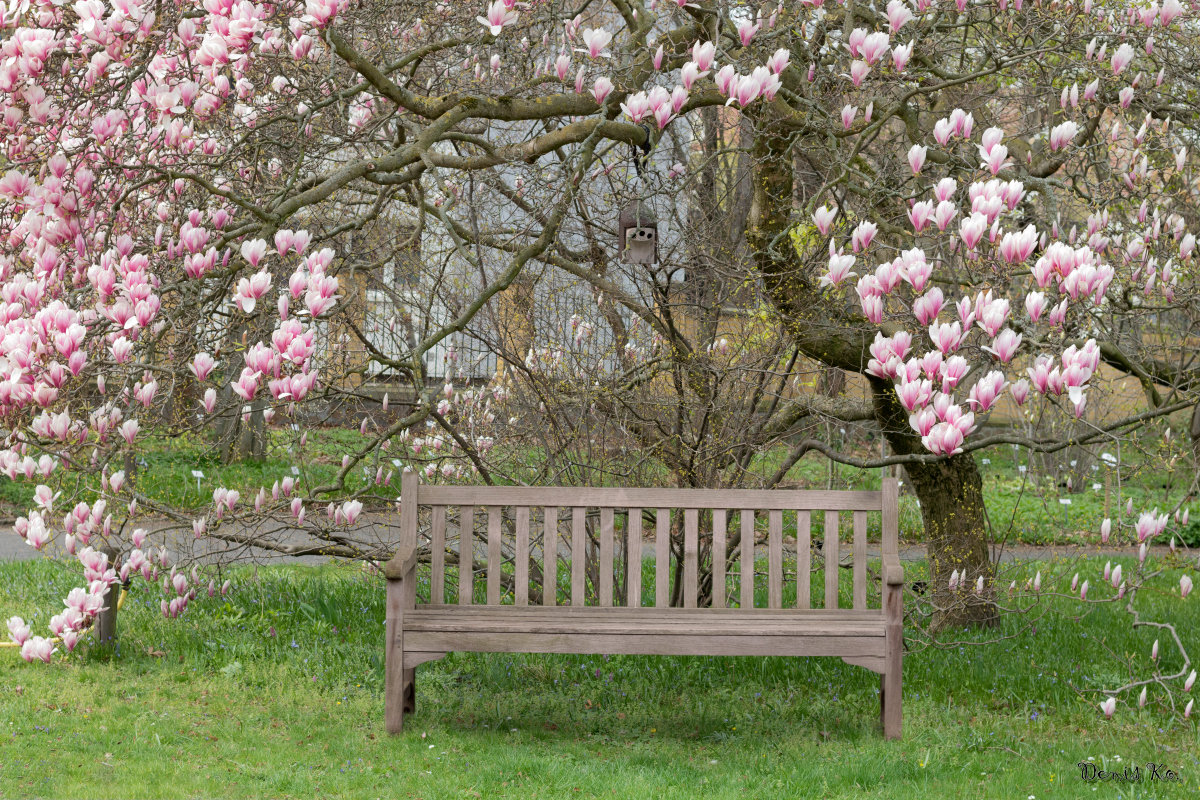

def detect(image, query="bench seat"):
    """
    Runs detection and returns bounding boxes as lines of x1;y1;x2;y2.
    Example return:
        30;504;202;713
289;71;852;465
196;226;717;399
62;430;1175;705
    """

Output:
401;606;886;665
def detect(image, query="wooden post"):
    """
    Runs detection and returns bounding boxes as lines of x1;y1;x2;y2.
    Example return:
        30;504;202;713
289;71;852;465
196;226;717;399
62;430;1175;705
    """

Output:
385;471;419;734
881;478;902;740
95;545;119;646
882;580;903;740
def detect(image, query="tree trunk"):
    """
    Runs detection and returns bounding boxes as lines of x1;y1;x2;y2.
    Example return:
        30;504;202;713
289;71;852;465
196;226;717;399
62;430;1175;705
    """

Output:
1191;402;1200;463
95;545;119;646
747;126;998;632
902;455;997;629
871;382;997;629
216;396;267;463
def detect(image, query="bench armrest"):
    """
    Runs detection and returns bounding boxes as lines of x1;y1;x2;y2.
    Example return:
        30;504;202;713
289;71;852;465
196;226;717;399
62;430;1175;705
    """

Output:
383;544;421;580
883;555;904;586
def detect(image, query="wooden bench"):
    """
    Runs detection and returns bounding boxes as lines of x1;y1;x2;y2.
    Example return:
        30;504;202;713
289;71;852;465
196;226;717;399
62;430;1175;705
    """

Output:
383;474;904;738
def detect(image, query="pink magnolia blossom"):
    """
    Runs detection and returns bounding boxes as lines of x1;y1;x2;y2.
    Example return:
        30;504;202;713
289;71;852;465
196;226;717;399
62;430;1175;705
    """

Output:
736;18;760;46
860;32;891;66
908;200;934;233
999;225;1038;264
1099;696;1116;719
580;28;611;59
1049;120;1079;151
21;636;55;663
766;49;790;75
851;221;878;252
119;419;139;446
730;72;764;108
1111;42;1134;75
190;353;217;381
907;144;927;174
933;201;958;231
812;205;837;236
1161;0;1184;27
983;329;1022;362
912;288;944;325
848;60;870;87
959;213;988;251
7;616;31;646
477;0;519;36
887;1;914;33
592;77;614;105
922;421;964;456
621;91;651;123
819;252;857;288
1009;379;1030;406
240;239;267;268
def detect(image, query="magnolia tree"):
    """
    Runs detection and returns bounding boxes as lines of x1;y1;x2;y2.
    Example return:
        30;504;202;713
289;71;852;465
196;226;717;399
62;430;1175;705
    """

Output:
1;0;1198;722
0;0;616;658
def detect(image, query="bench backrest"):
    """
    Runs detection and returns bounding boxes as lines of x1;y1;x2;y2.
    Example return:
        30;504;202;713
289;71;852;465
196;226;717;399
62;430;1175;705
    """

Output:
397;473;899;612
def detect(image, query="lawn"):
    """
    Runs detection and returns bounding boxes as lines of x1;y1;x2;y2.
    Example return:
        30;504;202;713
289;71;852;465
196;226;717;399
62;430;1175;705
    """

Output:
2;557;1197;799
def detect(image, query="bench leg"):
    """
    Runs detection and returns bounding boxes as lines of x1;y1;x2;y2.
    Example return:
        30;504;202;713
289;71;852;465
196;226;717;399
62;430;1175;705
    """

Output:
385;576;414;735
882;584;902;740
403;667;416;715
385;614;405;734
880;670;901;739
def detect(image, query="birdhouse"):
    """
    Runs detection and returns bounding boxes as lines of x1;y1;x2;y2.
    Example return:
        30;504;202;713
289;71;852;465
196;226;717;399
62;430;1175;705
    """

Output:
618;200;658;264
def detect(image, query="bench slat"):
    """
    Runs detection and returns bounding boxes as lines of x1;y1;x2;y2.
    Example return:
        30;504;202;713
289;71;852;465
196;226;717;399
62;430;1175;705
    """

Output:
768;509;782;609
487;506;502;605
684;508;698;608
740;510;755;610
600;507;614;607
627;509;642;608
515;507;530;606
458;505;474;606
571;507;586;607
407;614;885;637
407;631;885;658
418;486;883;511
411;605;884;620
825;510;839;610
797;510;811;609
431;506;445;605
712;509;726;608
543;508;558;607
853;510;867;610
655;508;670;607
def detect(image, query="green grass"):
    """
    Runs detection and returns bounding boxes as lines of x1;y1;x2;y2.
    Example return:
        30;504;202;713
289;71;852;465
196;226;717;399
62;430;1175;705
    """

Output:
3;558;1197;799
0;427;386;516
1;424;1193;548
